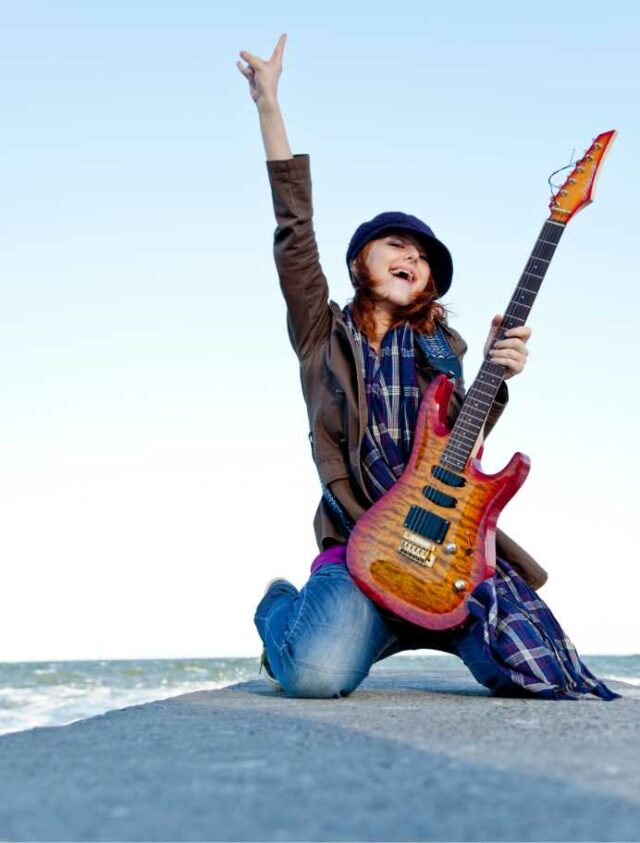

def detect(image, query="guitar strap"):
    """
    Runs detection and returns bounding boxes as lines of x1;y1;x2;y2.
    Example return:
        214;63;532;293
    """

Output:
414;324;462;380
320;324;461;538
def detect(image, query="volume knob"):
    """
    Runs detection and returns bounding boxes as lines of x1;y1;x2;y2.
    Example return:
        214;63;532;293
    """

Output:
444;542;457;554
453;579;467;592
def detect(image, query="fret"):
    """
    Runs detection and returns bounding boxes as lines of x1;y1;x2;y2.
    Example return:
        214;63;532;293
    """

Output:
522;270;544;281
505;311;530;324
527;257;549;268
443;446;468;461
531;246;556;261
457;408;486;425
541;221;564;238
501;315;526;327
455;408;486;425
467;391;494;406
445;443;468;456
452;435;481;453
476;375;502;389
465;396;491;410
469;378;497;394
507;309;531;320
444;458;466;472
508;301;531;311
444;447;473;464
445;437;474;455
455;422;484;439
511;301;534;313
450;427;480;444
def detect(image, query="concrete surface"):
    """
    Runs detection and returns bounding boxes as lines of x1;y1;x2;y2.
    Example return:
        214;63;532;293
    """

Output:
0;669;639;841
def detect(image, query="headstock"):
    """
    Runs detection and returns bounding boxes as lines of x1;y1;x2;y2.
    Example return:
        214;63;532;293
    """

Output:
549;130;617;224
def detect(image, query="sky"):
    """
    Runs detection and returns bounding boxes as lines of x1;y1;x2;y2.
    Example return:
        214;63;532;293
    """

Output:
1;0;638;661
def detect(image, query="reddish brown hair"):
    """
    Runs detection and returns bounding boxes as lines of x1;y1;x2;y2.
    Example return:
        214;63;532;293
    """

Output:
348;241;448;340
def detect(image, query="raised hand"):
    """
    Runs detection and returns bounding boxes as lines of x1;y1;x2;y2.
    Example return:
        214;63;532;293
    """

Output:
237;33;287;110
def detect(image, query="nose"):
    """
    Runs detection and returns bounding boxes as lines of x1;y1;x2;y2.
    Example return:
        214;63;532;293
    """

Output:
401;242;420;261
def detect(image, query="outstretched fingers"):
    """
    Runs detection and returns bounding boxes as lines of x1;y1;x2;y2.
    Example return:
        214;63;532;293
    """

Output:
238;49;265;70
270;33;287;63
236;60;254;80
237;34;287;106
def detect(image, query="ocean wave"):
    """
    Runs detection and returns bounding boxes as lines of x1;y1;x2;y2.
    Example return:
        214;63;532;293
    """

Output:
0;658;261;737
605;674;640;687
0;677;250;737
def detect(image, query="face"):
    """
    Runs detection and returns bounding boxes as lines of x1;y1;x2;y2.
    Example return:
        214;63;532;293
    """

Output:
355;232;435;309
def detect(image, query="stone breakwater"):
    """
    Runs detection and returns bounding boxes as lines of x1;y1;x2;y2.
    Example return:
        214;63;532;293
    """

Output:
0;669;638;841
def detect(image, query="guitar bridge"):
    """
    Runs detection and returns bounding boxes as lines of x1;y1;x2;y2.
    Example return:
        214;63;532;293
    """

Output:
398;531;437;567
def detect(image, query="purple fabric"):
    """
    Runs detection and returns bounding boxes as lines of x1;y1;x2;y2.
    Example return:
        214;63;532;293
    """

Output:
311;544;347;574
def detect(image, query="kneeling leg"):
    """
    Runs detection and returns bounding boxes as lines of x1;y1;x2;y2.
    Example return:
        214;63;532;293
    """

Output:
254;565;397;699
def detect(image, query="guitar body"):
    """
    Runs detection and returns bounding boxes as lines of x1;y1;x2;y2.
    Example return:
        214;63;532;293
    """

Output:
346;375;530;630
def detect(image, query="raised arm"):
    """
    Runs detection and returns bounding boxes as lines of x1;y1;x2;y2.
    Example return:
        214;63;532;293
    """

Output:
237;35;331;359
237;34;293;161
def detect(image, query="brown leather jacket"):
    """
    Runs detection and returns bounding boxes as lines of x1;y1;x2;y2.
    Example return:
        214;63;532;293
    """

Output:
267;154;548;589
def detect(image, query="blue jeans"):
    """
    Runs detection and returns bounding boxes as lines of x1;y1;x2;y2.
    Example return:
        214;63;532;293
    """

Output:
254;563;477;699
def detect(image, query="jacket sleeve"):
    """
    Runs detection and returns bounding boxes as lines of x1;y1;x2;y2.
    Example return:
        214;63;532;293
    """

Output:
266;154;332;359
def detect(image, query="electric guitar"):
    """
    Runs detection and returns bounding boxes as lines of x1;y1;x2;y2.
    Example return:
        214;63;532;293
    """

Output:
346;130;617;631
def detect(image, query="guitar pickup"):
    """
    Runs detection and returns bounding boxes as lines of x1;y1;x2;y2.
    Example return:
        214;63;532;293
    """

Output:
423;486;457;508
431;465;466;488
404;506;449;544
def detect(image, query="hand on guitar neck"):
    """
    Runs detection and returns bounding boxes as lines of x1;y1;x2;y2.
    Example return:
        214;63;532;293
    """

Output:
470;314;531;458
484;313;531;379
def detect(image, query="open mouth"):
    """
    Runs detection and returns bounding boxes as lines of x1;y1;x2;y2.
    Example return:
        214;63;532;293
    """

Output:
391;269;414;283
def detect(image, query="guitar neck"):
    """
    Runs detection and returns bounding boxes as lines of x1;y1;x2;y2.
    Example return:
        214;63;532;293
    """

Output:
441;218;566;473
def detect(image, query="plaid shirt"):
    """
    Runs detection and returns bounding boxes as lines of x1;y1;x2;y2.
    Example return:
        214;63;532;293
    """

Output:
342;306;618;701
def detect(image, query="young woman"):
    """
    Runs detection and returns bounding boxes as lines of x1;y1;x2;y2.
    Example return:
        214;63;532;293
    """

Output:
237;34;617;701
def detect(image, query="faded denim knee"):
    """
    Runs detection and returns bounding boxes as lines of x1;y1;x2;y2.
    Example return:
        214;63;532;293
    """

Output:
277;648;366;699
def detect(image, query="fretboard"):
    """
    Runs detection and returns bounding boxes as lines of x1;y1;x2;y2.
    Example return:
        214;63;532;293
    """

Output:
441;219;566;472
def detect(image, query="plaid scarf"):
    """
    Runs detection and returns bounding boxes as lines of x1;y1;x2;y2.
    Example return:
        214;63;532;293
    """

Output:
343;306;420;501
342;305;618;700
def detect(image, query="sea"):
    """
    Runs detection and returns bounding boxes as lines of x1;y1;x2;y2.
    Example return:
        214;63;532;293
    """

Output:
1;654;638;737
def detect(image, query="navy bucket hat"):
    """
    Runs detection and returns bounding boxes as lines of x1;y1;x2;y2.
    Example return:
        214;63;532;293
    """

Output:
346;211;453;297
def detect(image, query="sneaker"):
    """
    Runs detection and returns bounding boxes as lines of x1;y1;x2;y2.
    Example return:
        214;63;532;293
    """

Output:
259;646;282;691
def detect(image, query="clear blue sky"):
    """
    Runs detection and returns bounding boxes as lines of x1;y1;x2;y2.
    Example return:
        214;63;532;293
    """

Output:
1;0;638;660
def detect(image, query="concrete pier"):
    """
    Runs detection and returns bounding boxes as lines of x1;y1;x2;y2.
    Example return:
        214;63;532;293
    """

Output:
0;669;638;841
